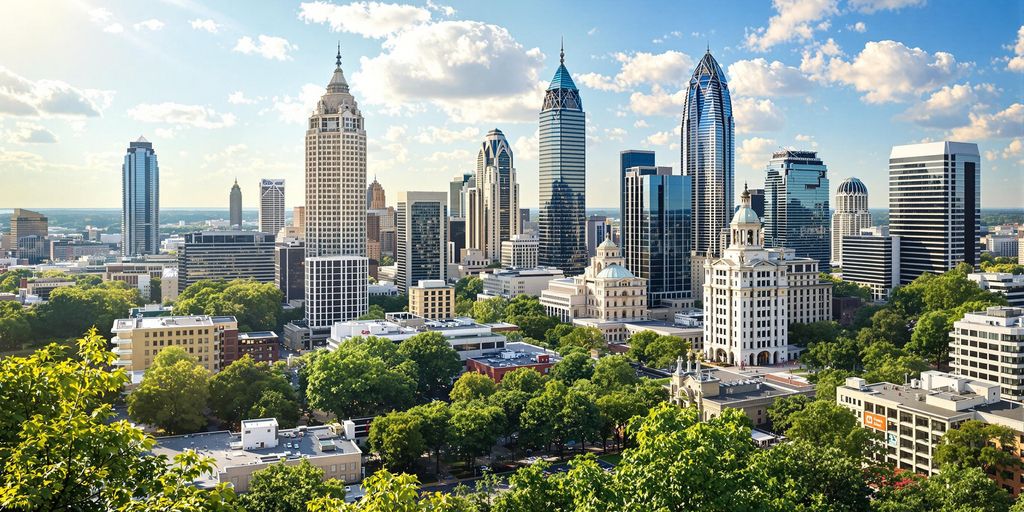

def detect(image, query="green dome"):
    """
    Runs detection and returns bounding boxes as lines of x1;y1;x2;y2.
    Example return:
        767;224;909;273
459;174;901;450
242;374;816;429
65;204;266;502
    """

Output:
597;264;635;279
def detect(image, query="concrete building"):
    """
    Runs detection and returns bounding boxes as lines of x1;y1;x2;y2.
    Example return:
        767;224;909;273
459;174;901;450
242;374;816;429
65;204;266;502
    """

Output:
889;141;980;284
408;280;455;320
49;239;110;261
221;331;280;367
466;342;561;382
8;209;49;263
478;267;565;299
500;234;538;268
275;240;306;303
25;278;74;300
122;137;160;257
327;313;510;360
305;256;368;335
574;318;703;346
111;315;238;373
465;129;520;262
842;226;901;301
366;177;385;210
396;191;447;294
585;215;610;257
985;233;1019;258
153;419;362;493
229;180;243;228
703;187;832;367
968;273;1024;307
259;179;286;236
176;231;275;292
763;150;831;272
539;236;648;323
831;177;872;268
161;267;178;302
950;307;1024;400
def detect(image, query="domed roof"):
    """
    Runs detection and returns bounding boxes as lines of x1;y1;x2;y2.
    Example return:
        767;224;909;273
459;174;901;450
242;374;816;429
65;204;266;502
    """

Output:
597;264;635;279
731;206;761;225
597;237;617;250
837;177;868;196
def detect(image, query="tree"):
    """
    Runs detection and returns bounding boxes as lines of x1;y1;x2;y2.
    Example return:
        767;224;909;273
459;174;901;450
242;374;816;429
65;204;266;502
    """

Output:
504;295;546;318
149;276;162;303
449;401;505;466
397;331;461;401
307;470;471;512
873;464;1012;512
499;367;547;394
811;369;856;402
407;401;450;475
0;268;32;293
765;394;811;433
0;329;236;510
907;310;952;367
643;335;690;369
471;296;507;323
208;355;298;428
127;347;210;434
785;400;875;459
801;337;859;372
450;371;497;402
0;301;32;349
174;279;283;331
819;273;872;301
558;326;606;353
357;304;386;320
625;330;658;364
369;410;426;472
506;314;558;341
787;320;842;348
592;355;639;391
870;308;911;346
549;351;594;385
248;390;300;429
369;293;407;313
934;419;1019;472
741;440;870;512
305;339;416;419
239;459;345;512
37;282;141;338
544;323;574;348
454;276;483;302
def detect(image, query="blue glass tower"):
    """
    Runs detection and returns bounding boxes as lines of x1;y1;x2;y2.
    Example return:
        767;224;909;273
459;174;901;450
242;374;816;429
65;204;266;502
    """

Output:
681;50;734;259
763;150;831;272
122;136;159;257
538;43;586;275
619;150;655;224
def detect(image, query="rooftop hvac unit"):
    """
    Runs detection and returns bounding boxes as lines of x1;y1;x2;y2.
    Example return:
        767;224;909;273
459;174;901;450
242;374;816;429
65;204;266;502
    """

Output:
500;351;515;359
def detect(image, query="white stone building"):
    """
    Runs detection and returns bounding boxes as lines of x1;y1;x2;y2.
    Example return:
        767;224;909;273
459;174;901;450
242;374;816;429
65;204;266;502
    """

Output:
539;236;648;323
950;306;1024;400
500;234;539;268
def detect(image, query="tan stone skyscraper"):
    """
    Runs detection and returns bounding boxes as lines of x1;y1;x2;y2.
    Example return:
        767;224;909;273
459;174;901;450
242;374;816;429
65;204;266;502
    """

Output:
367;177;385;210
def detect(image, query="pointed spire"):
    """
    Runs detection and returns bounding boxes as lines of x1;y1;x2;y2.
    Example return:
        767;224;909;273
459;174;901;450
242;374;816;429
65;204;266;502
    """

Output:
336;41;342;69
560;37;564;65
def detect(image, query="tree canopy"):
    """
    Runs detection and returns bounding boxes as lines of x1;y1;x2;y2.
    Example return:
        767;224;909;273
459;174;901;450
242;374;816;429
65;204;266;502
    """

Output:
174;279;283;331
127;347;210;434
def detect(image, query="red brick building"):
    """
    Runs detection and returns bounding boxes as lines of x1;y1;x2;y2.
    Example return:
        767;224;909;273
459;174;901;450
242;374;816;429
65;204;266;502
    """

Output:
465;342;560;383
220;330;280;367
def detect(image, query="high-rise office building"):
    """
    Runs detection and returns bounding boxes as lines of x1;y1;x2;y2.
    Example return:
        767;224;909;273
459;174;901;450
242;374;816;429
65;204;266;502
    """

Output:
275;240;305;303
623;165;692;306
585;215;609;257
448;217;466;264
538;44;587;275
8;208;48;263
763;150;831;272
619;150;656;221
842;226;900;301
259;179;285;235
304;48;369;333
466;128;520;262
396;191;448;294
292;206;305;238
177;231;276;292
830;177;871;268
951;307;1024;400
122;136;159;257
889;141;980;284
229;179;242;228
747;188;765;219
449;173;473;218
367;177;385;210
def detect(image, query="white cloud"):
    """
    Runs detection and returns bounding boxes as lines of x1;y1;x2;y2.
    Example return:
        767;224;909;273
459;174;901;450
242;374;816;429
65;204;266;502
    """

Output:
190;18;220;33
424;148;470;163
738;137;777;168
727;58;812;97
950;103;1024;140
352;20;544;123
576;72;620;92
1002;138;1023;159
744;0;839;51
88;8;113;23
645;130;673;146
425;1;455;16
233;35;297;61
1007;26;1024;72
794;133;818;148
227;91;258;105
628;85;686;116
633;119;649;128
415;126;478;144
4;122;57;144
604;127;626;142
298;1;432;39
819;40;969;103
577;51;692;93
0;67;114;117
103;23;124;34
799;38;842;81
127;102;237;129
849;0;926;14
848;21;867;33
902;83;997;129
266;83;324;124
133;19;165;31
513;130;539;161
383;125;407;142
733;97;784;133
587;27;598;36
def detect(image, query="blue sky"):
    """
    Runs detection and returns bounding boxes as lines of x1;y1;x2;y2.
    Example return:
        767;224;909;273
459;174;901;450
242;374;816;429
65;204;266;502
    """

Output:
0;0;1021;210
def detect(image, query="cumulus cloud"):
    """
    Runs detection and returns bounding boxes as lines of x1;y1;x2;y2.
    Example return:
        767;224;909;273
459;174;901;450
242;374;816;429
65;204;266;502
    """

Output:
513;130;539;161
727;58;812;97
1007;26;1024;72
577;51;693;93
233;35;297;61
0;67;114;117
744;0;839;51
266;83;324;124
628;85;686;116
88;8;124;33
733;97;784;133
4;122;58;144
799;38;842;81
383;125;407;142
902;83;997;129
848;21;867;33
190;19;220;33
950;103;1024;140
738;137;777;168
415;126;478;144
227;91;258;105
424;148;470;163
645;130;673;146
849;0;925;13
133;19;165;31
127;102;237;129
795;133;818;148
298;1;432;39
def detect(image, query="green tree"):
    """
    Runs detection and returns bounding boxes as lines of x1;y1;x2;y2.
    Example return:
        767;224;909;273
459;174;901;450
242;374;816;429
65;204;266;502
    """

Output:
174;279;283;331
873;464;1012;512
741;440;870;511
504;295;546;318
801;336;860;372
493;461;570;511
127;347;210;434
247;390;300;428
765;394;811;433
0;301;32;349
785;400;874;458
449;400;506;466
407;401;451;475
592;355;639;391
305;339;416;419
307;470;470;512
811;369;856;402
506;313;558;341
643;335;690;369
819;273;872;301
934;419;1020;472
549;351;595;385
0;268;32;293
356;304;386;320
471;296;508;323
239;459;345;512
398;331;462;401
454;276;483;301
369;410;426;472
368;293;407;313
907;310;952;367
208;355;298;428
625;330;658;364
38;282;141;338
787;320;842;348
450;371;497;402
544;323;574;348
869;308;911;346
499;367;547;394
558;326;606;353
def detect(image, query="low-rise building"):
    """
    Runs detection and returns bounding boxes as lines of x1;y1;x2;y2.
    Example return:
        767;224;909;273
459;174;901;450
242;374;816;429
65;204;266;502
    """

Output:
50;239;111;261
950;307;1024;400
985;233;1020;258
478;267;564;299
500;234;539;268
368;282;399;296
222;331;280;367
448;248;490;281
152;418;362;493
465;342;561;382
573;318;703;348
968;273;1024;307
111;315;238;373
161;267;179;302
326;313;509;361
25;277;74;300
408;280;455;320
539;237;647;323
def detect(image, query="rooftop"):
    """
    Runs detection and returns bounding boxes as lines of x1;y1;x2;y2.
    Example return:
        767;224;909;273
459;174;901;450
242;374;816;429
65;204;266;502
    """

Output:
112;315;237;332
468;342;561;368
239;331;279;340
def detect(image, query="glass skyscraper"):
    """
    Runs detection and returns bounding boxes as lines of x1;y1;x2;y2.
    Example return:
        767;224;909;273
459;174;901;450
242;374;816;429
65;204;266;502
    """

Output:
467;128;519;261
763;150;831;272
680;50;734;259
538;44;586;275
619;150;655;223
122;136;159;257
622;165;693;306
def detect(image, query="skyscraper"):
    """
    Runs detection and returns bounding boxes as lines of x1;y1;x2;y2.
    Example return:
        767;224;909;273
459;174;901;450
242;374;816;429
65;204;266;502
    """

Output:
367;177;385;210
396;191;448;294
466;128;520;262
449;173;472;218
619;150;656;221
747;188;765;219
259;179;285;235
122;136;159;257
304;47;369;334
177;231;275;292
622;165;692;306
229;179;242;228
889;141;980;284
763;150;831;272
830;177;871;267
538;43;587;275
8;208;48;263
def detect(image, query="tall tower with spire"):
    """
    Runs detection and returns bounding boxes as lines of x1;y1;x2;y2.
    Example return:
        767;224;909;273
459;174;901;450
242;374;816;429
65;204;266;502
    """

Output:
538;41;587;275
304;45;369;335
229;179;242;228
466;128;519;261
681;49;734;299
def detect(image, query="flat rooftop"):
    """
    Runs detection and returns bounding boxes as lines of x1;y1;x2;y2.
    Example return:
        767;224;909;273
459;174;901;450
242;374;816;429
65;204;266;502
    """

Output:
844;382;979;420
240;331;279;339
469;342;561;368
113;315;237;331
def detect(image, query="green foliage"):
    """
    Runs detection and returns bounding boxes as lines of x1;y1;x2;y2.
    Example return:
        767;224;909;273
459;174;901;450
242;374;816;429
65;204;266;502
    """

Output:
544;322;574;348
368;293;407;313
208;355;298;428
407;401;450;474
558;326;606;353
35;281;141;338
454;276;483;302
820;273;872;301
934;419;1020;472
0;268;33;293
801;336;859;372
305;337;417;419
450;371;497;402
744;439;871;512
173;279;283;331
0;301;32;349
307;470;470;512
470;296;507;323
505;313;558;341
239;459;345;512
448;400;506;464
788;320;842;348
519;380;601;454
398;331;462;401
906;310;951;367
549;351;595;385
369;410;426;472
127;347;210;434
592;355;639;390
766;394;811;433
625;330;689;368
873;464;1013;512
810;369;856;402
785;400;875;459
357;304;386;320
499;367;547;394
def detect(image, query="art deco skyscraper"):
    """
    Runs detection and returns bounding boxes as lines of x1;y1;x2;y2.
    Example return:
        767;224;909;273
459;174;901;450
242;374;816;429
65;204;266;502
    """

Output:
830;177;871;268
229;179;242;228
466;128;519;262
366;177;385;210
122;136;159;257
259;179;285;235
304;47;368;334
763;150;831;272
538;44;586;275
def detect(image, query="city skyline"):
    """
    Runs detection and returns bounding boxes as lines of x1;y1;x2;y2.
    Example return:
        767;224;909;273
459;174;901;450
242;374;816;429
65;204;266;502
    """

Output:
0;1;1020;211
